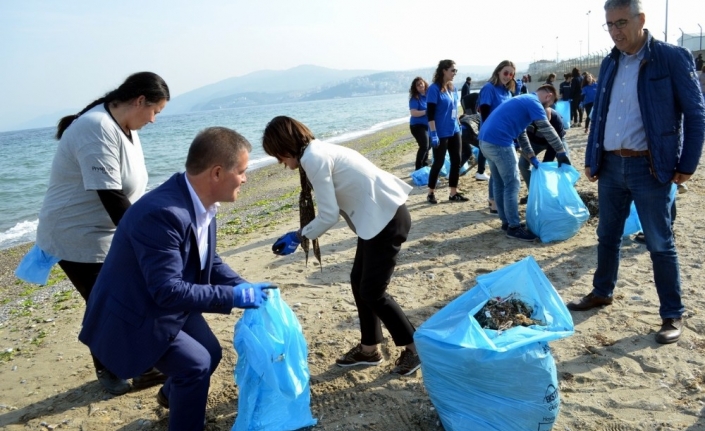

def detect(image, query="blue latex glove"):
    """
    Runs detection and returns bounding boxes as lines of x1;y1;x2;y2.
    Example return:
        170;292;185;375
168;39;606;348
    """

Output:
429;130;439;148
530;156;539;169
272;231;301;255
556;152;572;167
232;282;277;308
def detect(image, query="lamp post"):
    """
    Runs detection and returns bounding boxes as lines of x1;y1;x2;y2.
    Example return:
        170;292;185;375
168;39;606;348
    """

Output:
556;36;559;63
586;10;591;55
665;0;669;43
698;24;702;51
679;28;684;47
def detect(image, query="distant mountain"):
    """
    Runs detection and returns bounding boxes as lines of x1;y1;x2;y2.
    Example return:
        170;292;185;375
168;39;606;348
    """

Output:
172;63;511;113
164;64;380;115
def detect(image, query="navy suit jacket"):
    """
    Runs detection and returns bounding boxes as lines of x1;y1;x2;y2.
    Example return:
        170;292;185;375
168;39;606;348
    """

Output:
79;173;245;378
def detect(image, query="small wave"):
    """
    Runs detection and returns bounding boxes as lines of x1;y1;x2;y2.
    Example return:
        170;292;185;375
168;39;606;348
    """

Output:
326;117;407;144
0;219;37;250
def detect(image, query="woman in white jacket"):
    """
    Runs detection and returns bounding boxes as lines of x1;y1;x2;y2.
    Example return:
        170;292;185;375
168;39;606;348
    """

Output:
262;116;420;376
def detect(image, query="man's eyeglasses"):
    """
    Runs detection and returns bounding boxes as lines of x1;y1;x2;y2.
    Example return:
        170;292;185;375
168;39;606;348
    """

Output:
603;15;637;31
502;71;515;77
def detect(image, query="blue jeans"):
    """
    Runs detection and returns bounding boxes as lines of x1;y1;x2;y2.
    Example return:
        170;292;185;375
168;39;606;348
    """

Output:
592;153;682;318
480;141;520;227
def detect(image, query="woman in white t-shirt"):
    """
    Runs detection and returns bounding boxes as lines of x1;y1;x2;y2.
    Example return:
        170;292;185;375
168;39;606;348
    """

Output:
35;72;170;395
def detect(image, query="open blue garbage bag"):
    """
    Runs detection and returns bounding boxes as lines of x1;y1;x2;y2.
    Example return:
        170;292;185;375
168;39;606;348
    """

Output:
15;244;60;285
526;162;590;243
414;256;574;431
623;183;677;237
233;289;317;431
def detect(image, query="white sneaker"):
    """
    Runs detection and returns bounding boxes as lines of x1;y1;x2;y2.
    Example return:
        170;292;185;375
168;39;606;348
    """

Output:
475;172;490;181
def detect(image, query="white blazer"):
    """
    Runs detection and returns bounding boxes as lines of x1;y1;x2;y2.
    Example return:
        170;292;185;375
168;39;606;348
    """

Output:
300;140;412;240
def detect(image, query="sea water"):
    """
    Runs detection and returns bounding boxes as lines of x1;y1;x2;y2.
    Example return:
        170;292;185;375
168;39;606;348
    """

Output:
0;92;410;250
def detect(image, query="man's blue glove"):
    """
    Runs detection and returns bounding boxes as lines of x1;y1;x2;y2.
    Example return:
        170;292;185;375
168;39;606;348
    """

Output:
530;156;539;169
556;152;571;167
429;130;439;148
272;231;301;256
232;282;276;308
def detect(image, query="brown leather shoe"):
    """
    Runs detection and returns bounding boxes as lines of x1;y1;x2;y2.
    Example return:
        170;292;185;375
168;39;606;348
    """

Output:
566;292;613;311
655;318;683;344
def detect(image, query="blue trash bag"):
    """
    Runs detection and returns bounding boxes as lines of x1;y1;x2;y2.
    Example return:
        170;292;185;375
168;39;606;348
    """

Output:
555;101;571;129
233;289;317;431
410;166;431;186
623;183;677;237
414;256;574;431
15;244;60;285
526;162;590;243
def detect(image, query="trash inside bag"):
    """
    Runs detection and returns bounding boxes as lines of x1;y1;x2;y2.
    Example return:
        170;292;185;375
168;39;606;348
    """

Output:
526;162;590;243
233;289;317;431
414;256;574;431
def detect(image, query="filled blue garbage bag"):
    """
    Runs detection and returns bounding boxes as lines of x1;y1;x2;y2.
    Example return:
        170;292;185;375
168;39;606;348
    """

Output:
623;183;677;237
233;289;317;431
414;256;574;431
410;166;431;186
15;244;60;285
526;162;590;243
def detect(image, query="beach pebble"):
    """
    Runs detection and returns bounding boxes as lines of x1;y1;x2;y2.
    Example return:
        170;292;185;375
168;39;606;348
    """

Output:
293;302;301;308
426;273;435;280
631;295;642;301
11;366;17;371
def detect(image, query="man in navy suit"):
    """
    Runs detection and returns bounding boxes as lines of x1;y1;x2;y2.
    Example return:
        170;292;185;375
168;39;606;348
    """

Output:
79;127;275;431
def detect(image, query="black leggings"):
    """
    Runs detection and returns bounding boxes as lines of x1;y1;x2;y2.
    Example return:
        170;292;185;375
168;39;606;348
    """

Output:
571;98;583;123
58;260;107;372
350;204;415;346
410;124;430;170
584;102;594;130
428;132;462;190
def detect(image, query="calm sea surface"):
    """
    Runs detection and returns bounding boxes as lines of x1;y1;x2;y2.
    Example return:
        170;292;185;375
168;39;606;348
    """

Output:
0;92;410;250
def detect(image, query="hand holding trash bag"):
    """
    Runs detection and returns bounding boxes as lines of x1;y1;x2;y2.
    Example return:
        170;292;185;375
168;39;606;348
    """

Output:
530;156;539;169
272;231;301;255
556;152;571;167
233;282;277;308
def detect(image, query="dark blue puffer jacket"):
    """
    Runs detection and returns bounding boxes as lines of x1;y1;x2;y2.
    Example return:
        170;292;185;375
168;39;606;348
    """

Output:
585;30;705;184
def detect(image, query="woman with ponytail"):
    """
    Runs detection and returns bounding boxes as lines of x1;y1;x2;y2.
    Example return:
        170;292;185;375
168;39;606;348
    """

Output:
35;71;170;395
262;116;422;376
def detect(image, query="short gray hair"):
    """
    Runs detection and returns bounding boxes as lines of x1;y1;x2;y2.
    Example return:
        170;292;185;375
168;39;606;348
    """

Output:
185;127;252;175
604;0;643;15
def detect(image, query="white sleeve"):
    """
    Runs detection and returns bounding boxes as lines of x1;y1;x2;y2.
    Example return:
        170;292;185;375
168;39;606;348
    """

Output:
77;121;124;191
300;155;340;240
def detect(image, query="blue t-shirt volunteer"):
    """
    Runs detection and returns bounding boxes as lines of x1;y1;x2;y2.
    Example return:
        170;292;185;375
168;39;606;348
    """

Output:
477;82;512;114
426;83;460;138
581;82;598;105
478;93;547;147
409;95;428;127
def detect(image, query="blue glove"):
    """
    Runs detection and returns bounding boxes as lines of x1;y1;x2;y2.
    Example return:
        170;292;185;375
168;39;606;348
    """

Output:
272;231;301;255
530;156;539;169
429;130;439;148
232;282;276;308
556;152;571;167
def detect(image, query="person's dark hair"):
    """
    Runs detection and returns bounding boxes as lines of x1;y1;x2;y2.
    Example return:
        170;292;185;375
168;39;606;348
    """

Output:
466;77;472;82
261;116;321;267
582;72;595;87
262;116;316;160
408;77;429;100
56;72;170;140
185;127;252;175
548;73;556;81
537;84;558;101
487;60;517;94
431;59;456;92
572;67;581;78
604;0;643;15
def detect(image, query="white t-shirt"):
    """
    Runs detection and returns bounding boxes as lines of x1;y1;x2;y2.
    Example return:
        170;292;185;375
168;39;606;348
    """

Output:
36;104;148;262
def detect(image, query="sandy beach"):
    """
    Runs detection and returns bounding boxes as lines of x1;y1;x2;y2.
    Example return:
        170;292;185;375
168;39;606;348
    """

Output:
1;122;705;431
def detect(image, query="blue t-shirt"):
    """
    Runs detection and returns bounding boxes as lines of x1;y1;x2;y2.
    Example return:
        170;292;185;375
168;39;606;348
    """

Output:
409;95;428;126
581;82;598;105
426;83;460;138
477;82;512;114
478;93;547;147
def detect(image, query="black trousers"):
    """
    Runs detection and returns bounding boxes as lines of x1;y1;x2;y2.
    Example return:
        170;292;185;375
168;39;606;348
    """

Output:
584;102;594;130
570;98;583;123
428;132;462;189
58;260;107;372
350;204;415;347
410;124;430;170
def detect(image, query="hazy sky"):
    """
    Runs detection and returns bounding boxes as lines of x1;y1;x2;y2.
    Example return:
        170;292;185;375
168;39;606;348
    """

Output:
1;0;702;131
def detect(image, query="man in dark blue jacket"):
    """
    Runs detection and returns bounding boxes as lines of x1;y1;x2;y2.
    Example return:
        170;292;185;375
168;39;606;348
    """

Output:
568;0;705;344
79;127;275;430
